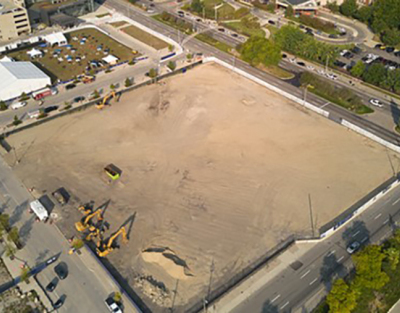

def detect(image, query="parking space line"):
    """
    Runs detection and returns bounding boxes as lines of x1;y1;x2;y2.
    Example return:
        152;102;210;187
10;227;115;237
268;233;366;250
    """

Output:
393;198;400;205
352;230;360;237
271;294;281;303
338;256;344;262
280;301;289;310
374;213;382;220
383;219;389;225
320;102;330;108
309;278;318;285
327;250;335;257
300;270;310;279
361;237;368;243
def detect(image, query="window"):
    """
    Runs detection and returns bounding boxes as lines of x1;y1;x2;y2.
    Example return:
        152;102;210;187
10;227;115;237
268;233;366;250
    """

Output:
15;18;27;24
16;23;28;29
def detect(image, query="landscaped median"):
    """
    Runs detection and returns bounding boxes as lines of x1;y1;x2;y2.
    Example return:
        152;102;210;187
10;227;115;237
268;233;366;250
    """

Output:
300;72;373;115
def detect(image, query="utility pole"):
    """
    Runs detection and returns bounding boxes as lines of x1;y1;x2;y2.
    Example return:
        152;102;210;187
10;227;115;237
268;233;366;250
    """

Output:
308;194;315;237
386;148;396;176
170;279;179;312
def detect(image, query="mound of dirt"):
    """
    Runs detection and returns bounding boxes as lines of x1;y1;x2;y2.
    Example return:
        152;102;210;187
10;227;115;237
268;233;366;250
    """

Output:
142;247;193;280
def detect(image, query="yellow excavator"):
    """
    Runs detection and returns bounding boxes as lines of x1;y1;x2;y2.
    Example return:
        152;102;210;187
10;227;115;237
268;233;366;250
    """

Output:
78;203;93;216
85;217;108;241
75;208;105;232
96;91;117;110
96;226;128;257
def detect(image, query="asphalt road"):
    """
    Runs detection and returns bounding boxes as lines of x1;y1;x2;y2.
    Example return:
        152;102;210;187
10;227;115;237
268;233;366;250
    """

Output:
231;183;400;313
0;158;123;313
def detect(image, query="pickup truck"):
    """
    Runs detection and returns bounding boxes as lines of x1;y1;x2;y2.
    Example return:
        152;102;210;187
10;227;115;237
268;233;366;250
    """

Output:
105;298;122;313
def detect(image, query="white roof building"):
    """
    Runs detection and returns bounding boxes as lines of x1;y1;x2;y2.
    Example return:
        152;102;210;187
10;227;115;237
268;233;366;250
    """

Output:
0;61;51;101
43;32;67;46
0;56;14;62
102;54;118;65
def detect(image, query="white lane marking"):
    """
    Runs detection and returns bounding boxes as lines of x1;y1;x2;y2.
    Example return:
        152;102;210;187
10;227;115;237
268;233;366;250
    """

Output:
361;237;368;243
352;230;360;237
309;278;318;285
320;102;330;108
300;270;311;279
280;301;290;310
338;256;344;262
271;294;281;303
393;198;400;205
374;213;382;220
383;219;389;225
327;250;336;257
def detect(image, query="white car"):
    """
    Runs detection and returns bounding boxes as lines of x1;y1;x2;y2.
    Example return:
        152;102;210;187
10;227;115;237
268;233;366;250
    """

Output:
306;65;315;71
347;241;360;254
317;69;325;75
289;58;296;63
326;73;338;80
340;49;348;56
369;98;384;108
10;101;27;110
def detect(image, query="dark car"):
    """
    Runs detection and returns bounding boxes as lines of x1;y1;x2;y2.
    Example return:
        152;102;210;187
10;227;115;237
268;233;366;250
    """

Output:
329;34;338;38
54;263;68;280
73;96;85;103
46;278;58;292
231;33;238;37
306;32;314;37
343;52;354;59
351;46;362;54
299;24;305;29
44;106;58;114
268;20;275;25
217;28;225;32
149;3;154;7
394;51;400;57
53;296;65;309
65;83;76;90
297;61;306;66
375;43;382;49
334;60;346;68
281;53;287;58
386;47;395;53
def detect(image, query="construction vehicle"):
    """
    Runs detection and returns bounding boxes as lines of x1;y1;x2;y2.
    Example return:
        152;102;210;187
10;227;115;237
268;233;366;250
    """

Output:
85;216;108;241
78;203;93;215
96;226;128;257
75;208;104;232
81;75;95;84
104;164;121;182
96;91;116;110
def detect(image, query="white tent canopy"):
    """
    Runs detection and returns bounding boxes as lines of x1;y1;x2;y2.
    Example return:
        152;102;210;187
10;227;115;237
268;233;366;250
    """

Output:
27;48;43;58
102;54;119;65
43;32;67;46
0;56;14;62
0;62;51;101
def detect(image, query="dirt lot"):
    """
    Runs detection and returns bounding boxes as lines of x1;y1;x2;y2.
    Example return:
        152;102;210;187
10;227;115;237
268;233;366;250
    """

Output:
4;63;400;312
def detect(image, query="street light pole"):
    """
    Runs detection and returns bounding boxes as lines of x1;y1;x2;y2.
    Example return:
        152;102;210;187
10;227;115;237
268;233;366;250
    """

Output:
308;194;315;237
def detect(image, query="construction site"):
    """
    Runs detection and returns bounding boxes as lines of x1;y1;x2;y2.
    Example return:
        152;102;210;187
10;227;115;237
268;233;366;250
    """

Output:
3;62;400;312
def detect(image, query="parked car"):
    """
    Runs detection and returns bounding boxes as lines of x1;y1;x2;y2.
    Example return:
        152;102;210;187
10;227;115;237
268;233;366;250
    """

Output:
268;20;275;25
73;96;85;103
329;34;338;38
394;51;400;57
65;83;76;90
28;109;41;119
281;53;287;58
10;102;27;110
217;28;225;32
306;65;315;71
177;10;184;17
347;241;360;254
369;98;384;107
351;46;362;54
52;188;67;206
43;106;58;113
231;33;238;38
54;263;68;280
386;47;395;53
105;297;122;313
53;297;64;309
46;278;58;292
375;43;382;49
297;61;306;66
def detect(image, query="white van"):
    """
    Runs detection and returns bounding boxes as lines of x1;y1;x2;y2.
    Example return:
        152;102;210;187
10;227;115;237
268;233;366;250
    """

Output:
28;109;41;119
10;101;27;110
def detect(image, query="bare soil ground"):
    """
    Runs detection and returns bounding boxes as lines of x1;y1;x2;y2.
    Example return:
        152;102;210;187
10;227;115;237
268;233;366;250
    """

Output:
4;63;400;312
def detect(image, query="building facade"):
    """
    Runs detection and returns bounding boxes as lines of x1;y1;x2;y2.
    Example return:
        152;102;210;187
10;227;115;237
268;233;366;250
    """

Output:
0;0;30;41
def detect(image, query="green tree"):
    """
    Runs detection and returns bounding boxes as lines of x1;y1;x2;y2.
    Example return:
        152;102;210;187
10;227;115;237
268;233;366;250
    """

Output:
353;245;389;290
19;92;29;101
0;214;10;231
362;63;387;86
20;266;31;284
7;227;19;245
110;84;116;90
124;78;133;88
167;61;176;71
382;28;400;46
4;243;16;259
326;279;358;313
92;89;100;99
285;5;294;17
350;60;366;78
240;36;281;67
340;0;358;17
148;68;158;78
326;1;339;13
71;238;84;250
0;101;7;111
385;247;400;270
113;291;122;302
354;5;372;22
191;0;203;14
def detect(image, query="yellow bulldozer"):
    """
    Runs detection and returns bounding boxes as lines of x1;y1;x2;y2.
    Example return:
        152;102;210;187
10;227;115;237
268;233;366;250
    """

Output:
96;226;128;257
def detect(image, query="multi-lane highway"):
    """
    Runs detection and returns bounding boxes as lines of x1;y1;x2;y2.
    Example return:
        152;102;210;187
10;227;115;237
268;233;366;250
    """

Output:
230;182;400;313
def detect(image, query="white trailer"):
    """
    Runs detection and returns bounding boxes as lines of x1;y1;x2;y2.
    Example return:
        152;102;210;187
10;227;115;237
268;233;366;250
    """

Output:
29;200;48;221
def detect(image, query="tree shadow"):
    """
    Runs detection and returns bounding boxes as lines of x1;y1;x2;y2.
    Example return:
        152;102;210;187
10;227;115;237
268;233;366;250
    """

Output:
0;198;10;214
19;215;35;246
390;99;400;125
34;249;50;265
262;300;279;313
320;253;345;291
341;220;370;247
9;200;28;226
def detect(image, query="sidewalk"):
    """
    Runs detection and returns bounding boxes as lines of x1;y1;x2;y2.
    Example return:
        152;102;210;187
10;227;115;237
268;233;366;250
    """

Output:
207;241;316;313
